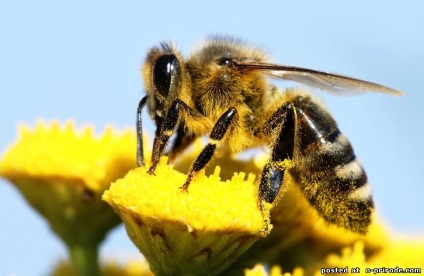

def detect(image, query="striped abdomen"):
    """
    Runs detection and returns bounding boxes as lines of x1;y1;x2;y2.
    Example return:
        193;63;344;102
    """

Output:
291;96;373;233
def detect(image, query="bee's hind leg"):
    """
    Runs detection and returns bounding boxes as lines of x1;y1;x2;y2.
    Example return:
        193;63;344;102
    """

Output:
258;102;296;209
181;107;238;191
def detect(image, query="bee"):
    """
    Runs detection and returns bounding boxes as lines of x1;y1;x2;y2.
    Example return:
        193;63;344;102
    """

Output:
137;36;403;234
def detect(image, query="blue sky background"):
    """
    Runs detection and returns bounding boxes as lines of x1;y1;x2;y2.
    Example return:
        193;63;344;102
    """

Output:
1;1;423;275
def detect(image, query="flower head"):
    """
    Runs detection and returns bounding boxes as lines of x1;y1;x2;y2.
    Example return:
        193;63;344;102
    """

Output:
103;156;271;275
2;120;423;275
0;120;137;276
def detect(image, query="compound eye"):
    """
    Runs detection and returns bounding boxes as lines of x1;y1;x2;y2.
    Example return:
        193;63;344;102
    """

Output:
153;54;178;97
216;57;235;67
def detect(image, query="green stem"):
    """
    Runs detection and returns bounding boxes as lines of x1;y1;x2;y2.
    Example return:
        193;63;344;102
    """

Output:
68;242;101;276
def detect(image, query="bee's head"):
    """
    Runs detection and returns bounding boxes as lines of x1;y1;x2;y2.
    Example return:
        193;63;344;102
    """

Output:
142;42;188;125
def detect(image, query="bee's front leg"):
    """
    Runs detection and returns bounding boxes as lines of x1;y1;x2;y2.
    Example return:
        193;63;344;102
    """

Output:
137;96;148;167
148;98;201;175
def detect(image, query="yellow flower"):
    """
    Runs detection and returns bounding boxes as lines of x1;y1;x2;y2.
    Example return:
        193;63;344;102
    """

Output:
50;257;154;276
103;156;271;275
312;236;424;275
0;120;137;276
222;172;388;275
244;264;304;276
369;236;424;266
243;235;424;276
2;120;423;275
0;120;136;191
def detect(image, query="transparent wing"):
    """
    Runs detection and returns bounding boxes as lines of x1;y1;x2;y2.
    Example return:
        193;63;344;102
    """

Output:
236;62;404;95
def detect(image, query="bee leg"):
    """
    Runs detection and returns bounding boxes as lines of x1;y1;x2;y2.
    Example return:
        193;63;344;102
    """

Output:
137;96;148;167
148;99;201;174
166;125;195;162
181;107;238;191
259;102;295;209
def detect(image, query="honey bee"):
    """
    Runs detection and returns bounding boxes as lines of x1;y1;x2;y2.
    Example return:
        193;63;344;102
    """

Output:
137;36;403;234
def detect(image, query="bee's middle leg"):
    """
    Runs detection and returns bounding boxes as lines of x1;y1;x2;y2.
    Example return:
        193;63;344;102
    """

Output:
181;107;238;191
166;125;195;162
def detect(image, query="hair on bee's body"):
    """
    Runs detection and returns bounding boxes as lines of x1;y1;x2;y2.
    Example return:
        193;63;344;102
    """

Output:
137;35;402;234
271;90;373;233
186;38;272;152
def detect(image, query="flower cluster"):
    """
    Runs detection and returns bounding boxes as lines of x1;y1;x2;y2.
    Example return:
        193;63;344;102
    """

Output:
1;121;423;275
